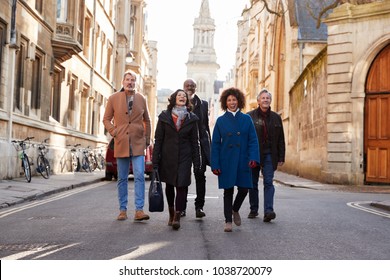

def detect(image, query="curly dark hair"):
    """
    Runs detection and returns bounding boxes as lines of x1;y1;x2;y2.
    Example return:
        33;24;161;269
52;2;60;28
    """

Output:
167;89;193;112
219;87;246;111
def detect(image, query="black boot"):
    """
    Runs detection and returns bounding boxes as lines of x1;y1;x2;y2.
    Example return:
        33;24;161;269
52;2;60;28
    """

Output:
168;207;175;226
172;211;181;230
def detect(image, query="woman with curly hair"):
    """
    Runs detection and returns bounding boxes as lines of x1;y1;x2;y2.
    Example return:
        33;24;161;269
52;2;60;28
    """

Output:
211;87;260;232
152;89;201;230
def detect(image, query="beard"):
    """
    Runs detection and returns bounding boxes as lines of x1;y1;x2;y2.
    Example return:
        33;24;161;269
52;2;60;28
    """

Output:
124;85;134;93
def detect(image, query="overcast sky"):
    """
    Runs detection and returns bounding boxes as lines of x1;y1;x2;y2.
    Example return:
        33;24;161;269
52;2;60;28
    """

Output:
146;0;249;90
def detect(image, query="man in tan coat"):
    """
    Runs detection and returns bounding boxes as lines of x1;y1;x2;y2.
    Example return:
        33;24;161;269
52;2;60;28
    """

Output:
103;70;151;221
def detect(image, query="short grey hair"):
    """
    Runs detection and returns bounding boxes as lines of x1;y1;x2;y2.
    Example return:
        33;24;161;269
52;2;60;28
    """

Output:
257;88;272;100
123;69;137;81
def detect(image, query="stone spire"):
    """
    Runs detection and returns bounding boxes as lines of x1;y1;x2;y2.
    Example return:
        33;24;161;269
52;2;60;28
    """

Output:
199;0;210;18
186;0;219;102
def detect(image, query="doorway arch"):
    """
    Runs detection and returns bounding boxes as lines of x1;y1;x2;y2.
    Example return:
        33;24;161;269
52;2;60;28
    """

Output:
364;44;390;184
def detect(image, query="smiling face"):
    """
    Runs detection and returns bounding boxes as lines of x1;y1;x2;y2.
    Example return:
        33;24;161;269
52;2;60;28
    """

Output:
226;94;238;111
176;91;187;107
258;91;272;112
122;73;136;93
183;79;196;99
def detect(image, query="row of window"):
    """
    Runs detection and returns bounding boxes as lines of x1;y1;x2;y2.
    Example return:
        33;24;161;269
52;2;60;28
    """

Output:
0;0;115;138
8;33;104;136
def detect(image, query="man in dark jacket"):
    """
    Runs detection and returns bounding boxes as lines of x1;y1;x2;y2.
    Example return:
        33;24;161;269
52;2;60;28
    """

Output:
247;88;285;222
183;78;211;218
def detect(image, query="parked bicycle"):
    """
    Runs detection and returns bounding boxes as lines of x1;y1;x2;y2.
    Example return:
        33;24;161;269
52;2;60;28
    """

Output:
94;146;106;170
36;138;51;179
80;146;93;172
87;147;98;172
11;137;34;183
66;144;81;172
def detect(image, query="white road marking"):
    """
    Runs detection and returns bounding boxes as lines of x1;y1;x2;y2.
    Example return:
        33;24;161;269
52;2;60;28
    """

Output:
32;243;79;259
1;244;59;260
1;243;80;260
347;201;390;218
111;241;171;260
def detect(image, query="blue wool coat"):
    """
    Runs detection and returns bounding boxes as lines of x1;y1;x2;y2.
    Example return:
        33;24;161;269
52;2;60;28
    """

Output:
211;111;260;189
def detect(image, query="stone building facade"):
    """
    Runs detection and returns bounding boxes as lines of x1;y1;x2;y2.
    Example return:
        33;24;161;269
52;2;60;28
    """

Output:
0;0;157;179
234;0;390;185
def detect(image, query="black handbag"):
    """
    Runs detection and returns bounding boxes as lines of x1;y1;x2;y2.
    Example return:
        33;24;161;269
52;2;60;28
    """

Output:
148;169;164;212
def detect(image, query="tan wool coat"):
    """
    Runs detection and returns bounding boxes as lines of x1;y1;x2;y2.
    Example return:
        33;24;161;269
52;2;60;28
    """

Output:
103;90;151;158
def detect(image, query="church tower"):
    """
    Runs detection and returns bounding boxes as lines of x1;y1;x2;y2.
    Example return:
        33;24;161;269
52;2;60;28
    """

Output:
186;0;219;103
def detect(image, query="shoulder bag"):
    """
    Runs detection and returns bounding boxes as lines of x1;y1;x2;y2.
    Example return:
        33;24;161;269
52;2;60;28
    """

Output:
148;169;164;212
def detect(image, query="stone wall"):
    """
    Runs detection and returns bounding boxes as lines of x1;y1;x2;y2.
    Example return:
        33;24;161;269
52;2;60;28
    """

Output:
283;48;328;181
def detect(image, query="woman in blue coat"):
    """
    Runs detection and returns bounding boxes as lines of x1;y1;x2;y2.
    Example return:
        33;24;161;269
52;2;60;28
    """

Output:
211;87;260;232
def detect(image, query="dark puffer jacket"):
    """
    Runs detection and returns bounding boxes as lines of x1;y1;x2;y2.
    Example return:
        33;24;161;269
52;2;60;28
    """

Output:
152;110;201;187
247;108;285;170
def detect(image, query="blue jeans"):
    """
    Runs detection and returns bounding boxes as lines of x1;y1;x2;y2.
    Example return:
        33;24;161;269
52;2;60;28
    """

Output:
117;156;145;211
249;153;275;214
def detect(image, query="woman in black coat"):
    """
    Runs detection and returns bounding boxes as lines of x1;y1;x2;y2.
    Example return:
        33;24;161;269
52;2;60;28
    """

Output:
152;89;201;230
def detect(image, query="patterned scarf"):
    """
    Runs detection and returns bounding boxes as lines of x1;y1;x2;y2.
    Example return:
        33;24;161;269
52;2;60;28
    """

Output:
259;107;270;144
172;106;189;130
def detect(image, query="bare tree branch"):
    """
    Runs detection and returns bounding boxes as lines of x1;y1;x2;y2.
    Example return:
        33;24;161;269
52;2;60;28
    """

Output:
243;0;380;28
262;0;283;16
315;0;341;28
242;0;282;17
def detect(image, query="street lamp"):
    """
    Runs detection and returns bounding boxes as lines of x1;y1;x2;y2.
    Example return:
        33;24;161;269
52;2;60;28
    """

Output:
125;51;135;63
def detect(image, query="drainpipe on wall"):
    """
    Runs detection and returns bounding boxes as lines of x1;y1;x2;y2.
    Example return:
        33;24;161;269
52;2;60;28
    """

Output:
299;41;304;74
7;0;18;178
89;0;96;132
90;0;96;89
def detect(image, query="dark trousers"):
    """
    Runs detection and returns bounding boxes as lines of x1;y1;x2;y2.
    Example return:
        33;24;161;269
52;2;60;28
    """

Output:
249;166;261;213
223;187;248;223
183;161;207;211
166;184;188;212
194;162;207;209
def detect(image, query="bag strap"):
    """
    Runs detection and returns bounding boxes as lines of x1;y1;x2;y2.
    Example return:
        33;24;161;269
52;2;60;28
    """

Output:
153;169;160;182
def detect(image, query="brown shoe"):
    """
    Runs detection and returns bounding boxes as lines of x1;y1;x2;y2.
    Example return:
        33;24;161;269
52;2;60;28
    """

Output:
172;211;181;230
168;207;175;226
134;210;150;221
233;211;241;226
117;210;127;221
224;222;232;232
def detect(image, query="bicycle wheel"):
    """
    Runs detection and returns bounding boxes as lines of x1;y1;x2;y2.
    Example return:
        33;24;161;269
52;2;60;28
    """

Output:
22;155;32;183
37;155;50;179
89;155;98;171
98;156;105;170
71;154;80;172
82;156;91;172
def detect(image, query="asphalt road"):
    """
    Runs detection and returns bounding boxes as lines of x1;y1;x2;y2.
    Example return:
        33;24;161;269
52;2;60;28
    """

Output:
0;171;390;260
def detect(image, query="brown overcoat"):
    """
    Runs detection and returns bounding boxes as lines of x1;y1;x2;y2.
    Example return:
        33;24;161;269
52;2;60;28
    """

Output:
103;90;151;158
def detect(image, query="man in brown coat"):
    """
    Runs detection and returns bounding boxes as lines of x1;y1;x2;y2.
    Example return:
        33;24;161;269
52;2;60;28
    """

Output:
103;70;151;221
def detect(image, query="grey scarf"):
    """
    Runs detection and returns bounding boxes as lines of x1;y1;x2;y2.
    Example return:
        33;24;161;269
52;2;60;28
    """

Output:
172;106;189;130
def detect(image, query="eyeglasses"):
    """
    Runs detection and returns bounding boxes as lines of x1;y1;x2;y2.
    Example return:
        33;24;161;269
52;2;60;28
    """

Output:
128;100;133;111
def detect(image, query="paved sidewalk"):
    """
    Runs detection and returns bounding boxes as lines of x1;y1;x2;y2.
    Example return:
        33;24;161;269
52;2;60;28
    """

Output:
0;170;389;211
274;171;390;211
0;170;105;209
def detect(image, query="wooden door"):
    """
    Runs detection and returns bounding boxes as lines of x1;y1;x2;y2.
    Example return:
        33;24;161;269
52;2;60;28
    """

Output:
365;44;390;184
